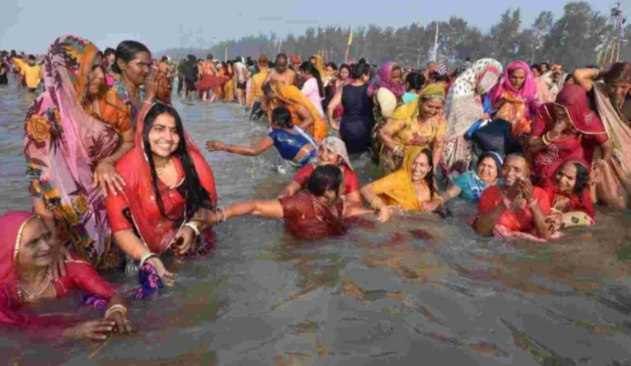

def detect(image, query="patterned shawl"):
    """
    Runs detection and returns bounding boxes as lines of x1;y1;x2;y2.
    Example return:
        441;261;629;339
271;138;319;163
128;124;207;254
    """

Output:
368;62;405;98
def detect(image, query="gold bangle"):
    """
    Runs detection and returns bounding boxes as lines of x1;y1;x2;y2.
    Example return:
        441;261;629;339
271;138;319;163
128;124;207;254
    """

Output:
542;133;550;146
435;196;444;207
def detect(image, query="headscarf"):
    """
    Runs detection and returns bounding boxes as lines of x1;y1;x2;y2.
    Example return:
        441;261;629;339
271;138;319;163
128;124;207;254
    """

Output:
368;62;405;98
319;137;353;171
392;84;446;121
23;35;121;268
555;84;606;135
490;61;537;105
444;58;503;140
467;151;503;201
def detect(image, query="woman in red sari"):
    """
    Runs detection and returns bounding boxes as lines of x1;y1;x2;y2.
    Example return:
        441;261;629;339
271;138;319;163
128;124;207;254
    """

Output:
106;102;217;292
527;84;612;183
206;165;373;240
0;211;133;340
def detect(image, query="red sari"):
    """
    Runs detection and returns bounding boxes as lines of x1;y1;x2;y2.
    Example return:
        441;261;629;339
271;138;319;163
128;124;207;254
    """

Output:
279;192;345;239
292;164;359;196
540;179;595;219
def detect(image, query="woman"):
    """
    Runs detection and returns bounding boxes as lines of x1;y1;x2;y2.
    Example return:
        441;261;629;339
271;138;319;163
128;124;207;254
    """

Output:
247;55;270;108
264;80;328;143
527;84;612;184
206;106;317;167
100;41;151;131
324;64;352;124
489;61;540;138
369;62;405;145
323;62;337;88
442;59;503;177
361;147;443;223
204;165;373;239
281;137;360;204
541;160;595;232
377;84;446;175
327;63;374;154
474;154;552;241
441;151;503;203
531;64;554;104
24;35;135;272
299;62;325;119
402;72;426;104
106;103;217;289
0;211;133;340
223;62;235;103
0;55;8;85
573;63;631;209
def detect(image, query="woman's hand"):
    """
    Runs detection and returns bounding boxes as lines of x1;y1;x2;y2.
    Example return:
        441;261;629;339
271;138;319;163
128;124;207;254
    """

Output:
206;140;226;152
146;257;175;287
48;242;72;281
105;311;135;334
552;118;570;135
143;68;159;103
173;226;195;256
330;120;340;131
545;213;563;232
423;199;443;212
93;160;126;197
377;207;391;223
519;178;535;202
589;161;606;185
63;320;115;341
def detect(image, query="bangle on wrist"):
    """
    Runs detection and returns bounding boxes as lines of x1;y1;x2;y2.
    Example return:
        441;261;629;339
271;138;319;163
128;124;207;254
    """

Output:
139;251;156;268
105;304;127;318
184;222;200;236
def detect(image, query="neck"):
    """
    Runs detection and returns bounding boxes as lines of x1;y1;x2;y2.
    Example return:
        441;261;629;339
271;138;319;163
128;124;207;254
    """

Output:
122;75;138;95
153;155;171;167
18;265;49;284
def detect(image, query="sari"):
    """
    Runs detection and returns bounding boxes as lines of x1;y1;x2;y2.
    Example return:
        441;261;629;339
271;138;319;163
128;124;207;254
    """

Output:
268;80;328;142
106;103;217;257
224;71;235;102
99;78;145;132
24;35;125;270
0;211;116;339
443;59;503;174
312;54;326;77
370;62;405;163
378;84;446;175
541;161;595;228
279;192;345;239
367;147;439;211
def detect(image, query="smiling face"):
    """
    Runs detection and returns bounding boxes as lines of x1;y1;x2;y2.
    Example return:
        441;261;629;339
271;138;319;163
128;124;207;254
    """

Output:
339;67;350;80
87;53;106;97
509;68;527;90
607;81;631;104
148;113;180;159
419;98;443;119
502;156;528;187
477;157;499;183
18;218;54;270
117;51;151;85
411;151;431;182
317;146;342;166
555;162;577;194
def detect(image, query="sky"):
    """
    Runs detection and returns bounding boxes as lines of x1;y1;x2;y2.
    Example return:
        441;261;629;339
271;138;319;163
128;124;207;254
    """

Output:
0;0;618;54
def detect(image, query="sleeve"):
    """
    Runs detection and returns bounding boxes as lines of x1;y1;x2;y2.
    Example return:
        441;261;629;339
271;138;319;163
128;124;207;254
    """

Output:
594;132;609;145
67;262;116;299
381;118;407;138
292;164;314;188
434;118;447;142
477;187;501;216
377;88;397;118
105;189;133;233
453;172;470;192
369;174;399;196
301;79;316;97
530;106;549;138
191;151;217;205
534;187;551;215
344;169;360;194
100;94;132;133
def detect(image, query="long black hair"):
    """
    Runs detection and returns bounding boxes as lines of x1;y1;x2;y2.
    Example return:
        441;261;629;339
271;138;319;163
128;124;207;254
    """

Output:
557;161;589;204
416;148;437;200
299;61;324;98
306;165;343;197
142;103;214;220
112;40;150;74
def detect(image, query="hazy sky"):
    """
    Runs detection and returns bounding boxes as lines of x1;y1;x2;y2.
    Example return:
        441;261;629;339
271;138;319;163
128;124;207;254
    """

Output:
0;0;616;54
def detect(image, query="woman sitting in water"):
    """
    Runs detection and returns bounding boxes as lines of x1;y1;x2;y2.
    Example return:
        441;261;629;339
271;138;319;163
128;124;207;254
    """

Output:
361;147;444;223
280;137;361;204
440;152;503;204
206;106;317;167
0;212;133;340
106;103;217;291
205;165;374;240
541;160;595;232
473;154;553;241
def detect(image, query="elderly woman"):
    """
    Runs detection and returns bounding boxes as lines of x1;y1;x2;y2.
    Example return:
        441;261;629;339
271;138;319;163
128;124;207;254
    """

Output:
106;103;217;293
0;211;133;340
281;137;360;204
440;151;503;204
377;84;446;175
541;160;595;232
369;62;405;161
573;63;631;209
361;147;443;223
474;154;553;241
442;59;503;177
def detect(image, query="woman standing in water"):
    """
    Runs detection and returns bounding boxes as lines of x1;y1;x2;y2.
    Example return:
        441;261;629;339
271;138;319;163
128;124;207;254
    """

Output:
299;62;326;119
24;35;135;272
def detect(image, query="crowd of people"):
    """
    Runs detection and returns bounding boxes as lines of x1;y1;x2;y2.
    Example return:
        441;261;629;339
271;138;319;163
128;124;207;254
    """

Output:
0;36;629;343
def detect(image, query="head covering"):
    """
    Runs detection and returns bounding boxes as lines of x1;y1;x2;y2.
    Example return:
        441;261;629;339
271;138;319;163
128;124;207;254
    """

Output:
418;83;446;101
23;35;121;268
289;54;302;66
368;62;405;98
392;84;446;121
490;61;537;104
444;58;503;140
312;54;326;76
555;84;606;135
319;137;353;171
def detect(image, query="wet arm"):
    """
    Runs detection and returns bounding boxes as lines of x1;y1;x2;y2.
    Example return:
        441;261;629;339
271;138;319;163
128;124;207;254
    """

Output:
529;203;551;241
295;105;315;131
113;230;148;260
440;185;462;204
474;202;506;236
600;140;613;162
431;140;444;170
326;90;342;129
281;181;303;198
572;68;597;92
224;136;274;156
345;191;362;205
224;200;285;219
360;185;388;213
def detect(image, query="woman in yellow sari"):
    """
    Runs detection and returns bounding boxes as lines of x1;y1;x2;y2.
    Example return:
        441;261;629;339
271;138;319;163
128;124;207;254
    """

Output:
264;80;328;142
361;147;443;222
377;84;446;176
223;62;235;103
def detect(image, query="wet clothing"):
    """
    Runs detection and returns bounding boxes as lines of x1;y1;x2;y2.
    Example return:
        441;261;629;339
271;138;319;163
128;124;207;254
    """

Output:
279;192;345;239
339;84;374;154
268;127;317;166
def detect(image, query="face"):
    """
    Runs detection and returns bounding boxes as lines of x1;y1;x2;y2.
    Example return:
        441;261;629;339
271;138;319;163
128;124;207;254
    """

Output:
18;218;54;270
477;157;499;183
553;104;577;134
555;163;577;193
541;64;549;73
502;156;528;187
275;57;288;73
509;68;527;90
532;68;541;78
322;175;345;207
411;152;431;182
309;57;316;65
107;53;115;64
317;146;342;166
339;68;350;80
607;81;631;103
419;98;443;118
325;66;335;77
28;59;35;66
390;68;403;85
87;54;106;97
148;113;180;159
552;70;562;82
117;51;151;85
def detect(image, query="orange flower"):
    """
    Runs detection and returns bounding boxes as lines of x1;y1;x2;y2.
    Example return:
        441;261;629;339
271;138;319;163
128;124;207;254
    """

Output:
74;195;89;215
26;115;51;143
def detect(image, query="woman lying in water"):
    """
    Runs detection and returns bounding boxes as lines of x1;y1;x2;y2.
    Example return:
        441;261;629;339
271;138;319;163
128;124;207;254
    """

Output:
0;212;133;341
206;106;317;167
280;137;361;204
106;102;217;292
440;151;503;204
203;165;374;239
361;147;443;223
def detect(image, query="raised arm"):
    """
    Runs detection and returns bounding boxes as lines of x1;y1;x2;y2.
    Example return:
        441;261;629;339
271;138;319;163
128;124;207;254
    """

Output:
206;136;274;157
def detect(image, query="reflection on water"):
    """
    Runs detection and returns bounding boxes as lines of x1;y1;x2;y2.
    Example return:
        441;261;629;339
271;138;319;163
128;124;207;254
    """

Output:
1;81;631;365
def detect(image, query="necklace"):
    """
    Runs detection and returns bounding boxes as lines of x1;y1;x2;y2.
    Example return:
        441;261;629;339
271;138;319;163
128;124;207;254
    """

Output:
156;159;172;176
18;274;52;301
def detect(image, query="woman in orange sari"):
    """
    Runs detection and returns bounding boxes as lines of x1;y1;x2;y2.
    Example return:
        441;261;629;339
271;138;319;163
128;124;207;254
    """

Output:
223;62;235;103
264;80;328;142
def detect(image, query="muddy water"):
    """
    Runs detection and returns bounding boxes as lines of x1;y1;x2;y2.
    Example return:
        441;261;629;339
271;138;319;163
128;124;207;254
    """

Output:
1;79;631;365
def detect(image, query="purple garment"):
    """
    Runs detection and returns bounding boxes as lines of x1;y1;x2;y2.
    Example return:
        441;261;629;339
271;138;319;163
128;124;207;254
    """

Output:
367;62;405;98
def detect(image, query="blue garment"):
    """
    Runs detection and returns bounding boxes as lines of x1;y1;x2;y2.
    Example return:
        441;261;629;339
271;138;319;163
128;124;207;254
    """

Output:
268;127;316;165
453;171;502;202
402;93;418;104
465;94;496;140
